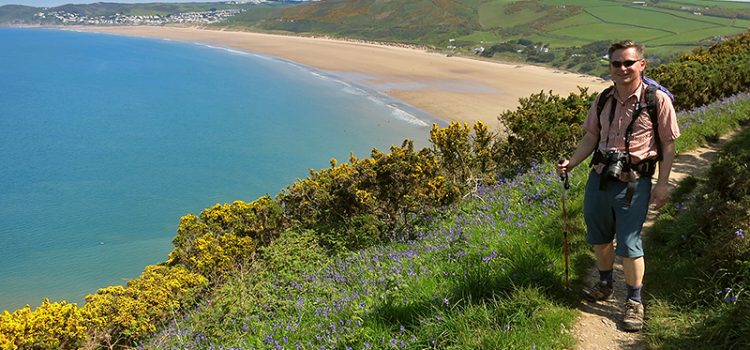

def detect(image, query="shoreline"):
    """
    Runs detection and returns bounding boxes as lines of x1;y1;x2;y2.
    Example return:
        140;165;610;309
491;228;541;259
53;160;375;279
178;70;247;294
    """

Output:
62;25;610;129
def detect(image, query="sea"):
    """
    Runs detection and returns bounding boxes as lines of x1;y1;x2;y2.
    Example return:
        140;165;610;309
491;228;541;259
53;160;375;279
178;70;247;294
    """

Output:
0;27;434;312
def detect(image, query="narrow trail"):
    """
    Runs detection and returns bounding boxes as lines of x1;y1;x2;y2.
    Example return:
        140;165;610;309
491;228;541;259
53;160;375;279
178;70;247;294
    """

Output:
572;132;737;350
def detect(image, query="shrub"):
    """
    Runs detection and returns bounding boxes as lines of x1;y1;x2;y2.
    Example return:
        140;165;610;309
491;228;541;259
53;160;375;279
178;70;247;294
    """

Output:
651;31;750;111
280;140;459;247
0;299;86;350
83;265;207;348
495;87;594;174
199;195;284;246
168;195;280;279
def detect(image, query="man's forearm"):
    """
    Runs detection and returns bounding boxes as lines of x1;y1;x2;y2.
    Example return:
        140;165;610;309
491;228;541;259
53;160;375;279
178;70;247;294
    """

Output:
656;141;676;186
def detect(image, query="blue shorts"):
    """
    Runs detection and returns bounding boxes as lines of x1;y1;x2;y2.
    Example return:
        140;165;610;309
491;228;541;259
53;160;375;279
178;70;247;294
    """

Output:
583;170;652;258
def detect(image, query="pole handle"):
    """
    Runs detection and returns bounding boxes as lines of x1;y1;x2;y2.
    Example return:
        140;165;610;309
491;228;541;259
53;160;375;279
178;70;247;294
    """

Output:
558;159;570;190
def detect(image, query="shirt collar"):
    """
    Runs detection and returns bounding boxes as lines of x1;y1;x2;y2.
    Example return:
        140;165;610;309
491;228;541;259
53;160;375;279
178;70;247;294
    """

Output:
611;82;645;104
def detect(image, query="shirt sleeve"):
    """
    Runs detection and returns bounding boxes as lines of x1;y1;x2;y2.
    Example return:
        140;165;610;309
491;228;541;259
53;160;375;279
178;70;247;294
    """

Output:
656;90;680;142
583;94;603;137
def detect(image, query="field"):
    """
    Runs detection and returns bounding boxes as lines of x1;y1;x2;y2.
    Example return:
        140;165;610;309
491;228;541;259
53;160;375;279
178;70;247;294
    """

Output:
472;1;750;48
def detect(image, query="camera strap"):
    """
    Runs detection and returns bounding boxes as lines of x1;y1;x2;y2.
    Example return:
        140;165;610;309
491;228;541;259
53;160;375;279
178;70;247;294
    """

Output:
623;102;645;207
598;95;645;207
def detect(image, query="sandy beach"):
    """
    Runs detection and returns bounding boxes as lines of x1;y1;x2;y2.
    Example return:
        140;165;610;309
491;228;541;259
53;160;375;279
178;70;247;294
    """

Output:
72;26;610;129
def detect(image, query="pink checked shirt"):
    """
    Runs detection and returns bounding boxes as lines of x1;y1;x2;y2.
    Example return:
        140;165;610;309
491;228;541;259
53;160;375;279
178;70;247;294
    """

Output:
583;82;681;166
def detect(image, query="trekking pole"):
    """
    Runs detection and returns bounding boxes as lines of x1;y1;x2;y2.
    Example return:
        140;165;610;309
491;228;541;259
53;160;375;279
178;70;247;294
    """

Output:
558;160;571;290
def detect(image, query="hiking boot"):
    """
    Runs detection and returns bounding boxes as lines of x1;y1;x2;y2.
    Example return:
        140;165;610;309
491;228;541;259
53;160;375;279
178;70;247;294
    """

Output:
581;281;614;302
623;299;644;332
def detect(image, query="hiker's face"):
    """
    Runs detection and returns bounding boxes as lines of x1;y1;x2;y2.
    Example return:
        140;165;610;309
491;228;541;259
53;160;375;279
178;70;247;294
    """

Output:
609;47;645;86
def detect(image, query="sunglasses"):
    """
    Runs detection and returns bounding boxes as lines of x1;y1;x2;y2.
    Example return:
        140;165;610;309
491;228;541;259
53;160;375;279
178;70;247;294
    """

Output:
610;59;642;68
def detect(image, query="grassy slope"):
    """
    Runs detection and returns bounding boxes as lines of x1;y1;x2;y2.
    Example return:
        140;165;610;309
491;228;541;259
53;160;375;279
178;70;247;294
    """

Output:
144;96;750;349
223;1;750;48
0;5;38;23
149;162;593;349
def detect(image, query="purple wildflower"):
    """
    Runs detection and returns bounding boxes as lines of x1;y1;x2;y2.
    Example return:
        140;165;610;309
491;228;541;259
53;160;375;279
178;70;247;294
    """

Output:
736;228;745;238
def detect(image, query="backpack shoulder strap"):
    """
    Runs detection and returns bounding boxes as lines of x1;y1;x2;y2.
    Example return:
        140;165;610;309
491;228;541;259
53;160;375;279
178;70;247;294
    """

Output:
645;85;663;161
590;86;614;168
596;85;615;131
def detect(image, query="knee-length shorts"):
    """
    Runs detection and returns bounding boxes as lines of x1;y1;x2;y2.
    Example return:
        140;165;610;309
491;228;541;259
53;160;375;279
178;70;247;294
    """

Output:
583;170;652;258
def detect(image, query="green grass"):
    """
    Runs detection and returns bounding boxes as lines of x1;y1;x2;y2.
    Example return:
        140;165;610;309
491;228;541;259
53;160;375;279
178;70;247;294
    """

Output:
541;11;601;32
661;0;750;10
647;25;750;45
478;3;546;28
550;22;671;42
455;31;503;45
673;93;750;153
587;5;718;33
643;95;750;348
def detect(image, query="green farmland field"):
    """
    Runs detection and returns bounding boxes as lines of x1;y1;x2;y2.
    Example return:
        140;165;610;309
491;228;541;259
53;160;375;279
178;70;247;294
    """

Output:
549;22;671;43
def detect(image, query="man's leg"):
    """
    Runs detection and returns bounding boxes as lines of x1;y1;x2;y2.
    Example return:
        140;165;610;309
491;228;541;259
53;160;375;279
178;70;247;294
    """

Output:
594;242;615;272
613;176;651;332
582;172;617;302
581;242;616;301
622;256;644;290
623;256;645;332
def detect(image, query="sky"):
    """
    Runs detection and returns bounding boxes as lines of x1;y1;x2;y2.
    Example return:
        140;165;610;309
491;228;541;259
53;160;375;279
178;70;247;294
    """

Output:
0;0;228;7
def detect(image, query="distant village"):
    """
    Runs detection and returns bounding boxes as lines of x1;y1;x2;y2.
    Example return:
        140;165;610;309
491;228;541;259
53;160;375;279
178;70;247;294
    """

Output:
33;8;245;25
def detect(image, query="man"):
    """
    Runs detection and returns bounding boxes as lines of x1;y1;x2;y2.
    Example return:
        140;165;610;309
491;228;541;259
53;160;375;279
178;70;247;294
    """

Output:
556;40;680;332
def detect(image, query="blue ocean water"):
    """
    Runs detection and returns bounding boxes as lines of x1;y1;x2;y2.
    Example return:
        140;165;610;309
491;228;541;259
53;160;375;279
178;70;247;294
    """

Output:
0;28;433;311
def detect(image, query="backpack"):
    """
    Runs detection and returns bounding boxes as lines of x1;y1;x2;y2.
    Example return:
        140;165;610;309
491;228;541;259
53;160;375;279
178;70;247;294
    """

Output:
595;76;674;161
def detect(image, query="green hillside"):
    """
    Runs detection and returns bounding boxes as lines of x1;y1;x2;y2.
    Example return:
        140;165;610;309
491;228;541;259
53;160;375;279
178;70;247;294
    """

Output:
2;0;748;77
220;0;750;76
0;5;38;23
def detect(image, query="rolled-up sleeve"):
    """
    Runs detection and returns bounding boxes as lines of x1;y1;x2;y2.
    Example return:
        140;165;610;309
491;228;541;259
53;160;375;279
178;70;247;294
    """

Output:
657;91;680;142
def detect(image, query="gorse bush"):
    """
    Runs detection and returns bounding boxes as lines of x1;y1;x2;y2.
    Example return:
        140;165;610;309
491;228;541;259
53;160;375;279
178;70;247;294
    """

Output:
651;31;750;111
280;123;504;249
496;87;595;174
0;300;86;350
0;266;207;350
279;139;454;248
168;195;282;280
82;265;207;348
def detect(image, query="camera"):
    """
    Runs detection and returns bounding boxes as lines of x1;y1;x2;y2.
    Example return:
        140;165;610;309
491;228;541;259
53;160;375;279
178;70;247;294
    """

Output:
603;151;628;180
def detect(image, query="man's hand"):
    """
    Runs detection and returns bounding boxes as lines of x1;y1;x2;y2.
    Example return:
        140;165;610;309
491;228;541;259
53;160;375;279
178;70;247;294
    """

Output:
649;183;669;209
556;159;570;177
